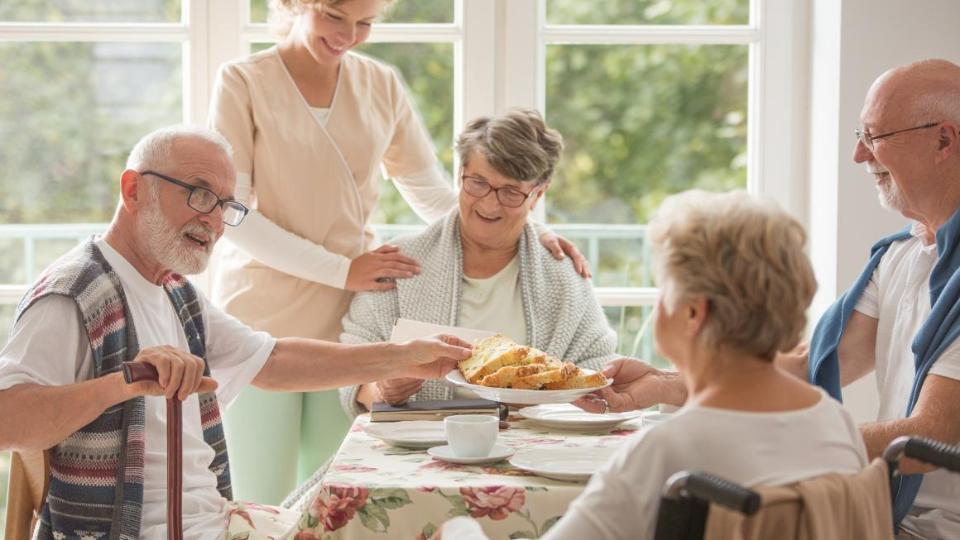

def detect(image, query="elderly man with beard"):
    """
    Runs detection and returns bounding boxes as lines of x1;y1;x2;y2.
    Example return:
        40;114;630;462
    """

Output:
0;125;472;539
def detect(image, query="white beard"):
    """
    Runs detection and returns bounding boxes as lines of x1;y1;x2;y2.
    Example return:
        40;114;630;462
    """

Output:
876;174;906;212
137;203;214;275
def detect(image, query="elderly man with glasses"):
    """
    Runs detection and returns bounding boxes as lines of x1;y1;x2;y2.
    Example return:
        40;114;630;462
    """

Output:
0;125;473;538
337;109;619;416
805;58;960;540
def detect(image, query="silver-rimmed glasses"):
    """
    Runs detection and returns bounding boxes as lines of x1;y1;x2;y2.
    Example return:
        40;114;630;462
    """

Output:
855;122;940;152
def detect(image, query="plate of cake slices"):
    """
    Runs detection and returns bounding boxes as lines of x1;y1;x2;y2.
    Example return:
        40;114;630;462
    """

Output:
446;334;611;405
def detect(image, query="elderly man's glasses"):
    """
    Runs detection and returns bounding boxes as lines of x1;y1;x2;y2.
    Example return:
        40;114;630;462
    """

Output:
461;175;538;208
855;122;940;152
140;170;249;227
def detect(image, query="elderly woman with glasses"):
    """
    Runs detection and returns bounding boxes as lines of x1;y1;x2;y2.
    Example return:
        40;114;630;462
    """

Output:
339;109;618;414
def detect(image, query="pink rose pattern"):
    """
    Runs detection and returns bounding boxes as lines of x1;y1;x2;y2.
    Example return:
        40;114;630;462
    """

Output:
459;486;526;520
308;484;369;532
420;459;466;472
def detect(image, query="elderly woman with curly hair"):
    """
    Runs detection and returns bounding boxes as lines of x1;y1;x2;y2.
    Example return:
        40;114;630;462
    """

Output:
339;108;618;415
445;190;870;539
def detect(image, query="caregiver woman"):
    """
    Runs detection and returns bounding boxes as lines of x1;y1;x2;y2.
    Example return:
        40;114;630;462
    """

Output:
207;0;587;503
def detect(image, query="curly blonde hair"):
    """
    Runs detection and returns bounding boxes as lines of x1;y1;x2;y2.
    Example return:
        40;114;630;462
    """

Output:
647;190;817;361
269;0;394;38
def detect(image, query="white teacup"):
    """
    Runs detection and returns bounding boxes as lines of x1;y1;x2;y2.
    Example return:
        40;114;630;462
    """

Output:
444;414;499;457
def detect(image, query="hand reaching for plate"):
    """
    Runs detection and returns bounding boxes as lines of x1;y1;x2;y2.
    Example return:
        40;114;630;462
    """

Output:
573;358;687;413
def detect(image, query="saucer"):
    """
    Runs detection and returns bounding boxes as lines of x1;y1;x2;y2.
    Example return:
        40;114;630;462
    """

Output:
362;421;447;449
427;444;515;464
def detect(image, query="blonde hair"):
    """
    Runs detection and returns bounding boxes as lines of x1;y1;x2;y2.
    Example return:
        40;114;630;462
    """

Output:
647;190;817;361
455;108;564;185
269;0;393;38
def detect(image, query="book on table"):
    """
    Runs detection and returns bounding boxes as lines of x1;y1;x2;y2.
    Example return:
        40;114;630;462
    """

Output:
370;398;507;422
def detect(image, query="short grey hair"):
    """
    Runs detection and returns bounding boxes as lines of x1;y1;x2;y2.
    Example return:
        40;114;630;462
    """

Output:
455;108;564;185
125;125;233;173
647;190;817;361
910;90;960;126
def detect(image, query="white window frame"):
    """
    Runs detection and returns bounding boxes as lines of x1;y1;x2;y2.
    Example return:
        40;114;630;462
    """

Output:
0;0;805;311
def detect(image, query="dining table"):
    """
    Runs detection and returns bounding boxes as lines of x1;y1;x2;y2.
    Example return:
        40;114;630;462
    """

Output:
287;409;651;539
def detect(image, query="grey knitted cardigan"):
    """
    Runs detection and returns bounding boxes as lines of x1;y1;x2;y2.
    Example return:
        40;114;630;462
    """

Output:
339;210;618;417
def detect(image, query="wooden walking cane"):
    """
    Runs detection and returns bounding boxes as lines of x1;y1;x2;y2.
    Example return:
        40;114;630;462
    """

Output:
122;362;183;540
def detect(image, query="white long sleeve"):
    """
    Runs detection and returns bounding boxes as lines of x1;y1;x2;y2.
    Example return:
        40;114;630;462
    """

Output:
390;165;459;223
223;172;352;289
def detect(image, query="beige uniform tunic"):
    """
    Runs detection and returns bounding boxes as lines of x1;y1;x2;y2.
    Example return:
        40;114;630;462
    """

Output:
209;48;437;341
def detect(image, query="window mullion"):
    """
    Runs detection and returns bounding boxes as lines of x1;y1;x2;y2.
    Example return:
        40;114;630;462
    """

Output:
460;0;496;129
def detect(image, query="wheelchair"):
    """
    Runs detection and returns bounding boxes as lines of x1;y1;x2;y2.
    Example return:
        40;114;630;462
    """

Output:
653;436;960;540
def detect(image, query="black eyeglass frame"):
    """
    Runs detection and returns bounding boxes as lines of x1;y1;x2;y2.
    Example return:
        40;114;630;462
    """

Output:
460;174;542;209
140;170;249;226
855;122;941;151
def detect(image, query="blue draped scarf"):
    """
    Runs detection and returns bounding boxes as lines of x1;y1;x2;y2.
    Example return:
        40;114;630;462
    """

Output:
809;207;960;526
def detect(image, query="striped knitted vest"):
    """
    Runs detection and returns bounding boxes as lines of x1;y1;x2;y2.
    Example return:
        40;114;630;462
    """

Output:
15;240;232;539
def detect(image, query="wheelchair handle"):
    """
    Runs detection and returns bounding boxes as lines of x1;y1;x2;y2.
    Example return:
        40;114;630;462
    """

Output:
885;436;960;474
664;471;761;515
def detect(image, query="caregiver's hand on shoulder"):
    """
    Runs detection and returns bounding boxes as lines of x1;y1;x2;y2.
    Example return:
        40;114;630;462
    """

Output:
397;334;473;380
346;244;421;292
573;358;686;413
538;229;591;279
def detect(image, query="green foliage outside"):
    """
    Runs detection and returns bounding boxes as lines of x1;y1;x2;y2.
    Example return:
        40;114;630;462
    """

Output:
547;0;748;25
0;0;180;22
546;43;748;225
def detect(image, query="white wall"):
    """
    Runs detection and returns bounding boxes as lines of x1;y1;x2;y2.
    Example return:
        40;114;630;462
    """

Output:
807;0;960;422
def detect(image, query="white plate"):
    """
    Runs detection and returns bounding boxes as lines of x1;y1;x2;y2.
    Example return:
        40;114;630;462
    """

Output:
362;421;447;449
445;369;612;405
509;447;616;482
642;411;673;425
518;404;643;432
427;444;515;465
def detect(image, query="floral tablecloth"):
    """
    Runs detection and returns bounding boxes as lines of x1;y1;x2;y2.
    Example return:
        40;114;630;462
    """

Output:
290;413;644;539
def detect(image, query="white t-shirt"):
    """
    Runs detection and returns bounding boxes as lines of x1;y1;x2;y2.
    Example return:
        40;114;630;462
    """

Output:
854;228;960;539
0;239;275;539
444;390;867;540
453;256;527;399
